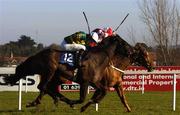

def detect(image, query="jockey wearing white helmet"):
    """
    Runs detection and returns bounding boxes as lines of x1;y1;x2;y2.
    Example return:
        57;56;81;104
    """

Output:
91;27;114;43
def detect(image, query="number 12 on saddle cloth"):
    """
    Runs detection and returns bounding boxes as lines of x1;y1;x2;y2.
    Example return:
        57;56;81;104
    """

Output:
60;52;74;66
59;51;80;67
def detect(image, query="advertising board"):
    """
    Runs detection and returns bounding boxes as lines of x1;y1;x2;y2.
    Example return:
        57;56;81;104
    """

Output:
60;66;180;91
0;66;179;92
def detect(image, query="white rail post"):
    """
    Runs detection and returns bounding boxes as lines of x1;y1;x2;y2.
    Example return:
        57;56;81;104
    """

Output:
173;74;176;111
18;79;22;111
87;86;90;94
142;75;145;94
25;76;28;93
95;103;98;111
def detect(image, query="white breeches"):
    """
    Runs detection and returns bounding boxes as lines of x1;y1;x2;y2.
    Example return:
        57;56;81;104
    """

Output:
61;40;86;51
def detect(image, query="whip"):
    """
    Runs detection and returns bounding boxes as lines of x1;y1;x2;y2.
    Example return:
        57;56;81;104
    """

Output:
83;12;91;34
114;13;129;32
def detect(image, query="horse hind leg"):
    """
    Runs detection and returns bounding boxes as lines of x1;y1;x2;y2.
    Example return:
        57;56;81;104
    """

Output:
26;91;45;107
114;84;131;112
26;89;59;108
37;70;56;91
27;79;59;108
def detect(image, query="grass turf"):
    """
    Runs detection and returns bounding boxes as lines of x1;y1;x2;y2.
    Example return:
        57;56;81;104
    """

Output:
0;91;179;115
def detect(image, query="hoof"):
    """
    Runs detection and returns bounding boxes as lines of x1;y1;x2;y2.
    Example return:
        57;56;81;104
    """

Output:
54;99;59;107
80;106;86;112
26;101;40;108
127;110;131;112
26;102;35;108
70;104;76;109
54;102;58;107
127;108;131;112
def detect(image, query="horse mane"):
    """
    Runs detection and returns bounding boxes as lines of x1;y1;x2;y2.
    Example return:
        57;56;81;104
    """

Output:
108;34;134;57
134;42;150;52
82;35;122;66
86;34;135;58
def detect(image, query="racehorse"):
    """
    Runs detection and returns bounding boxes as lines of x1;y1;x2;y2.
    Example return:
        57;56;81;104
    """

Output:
25;35;155;112
3;35;155;112
28;41;154;112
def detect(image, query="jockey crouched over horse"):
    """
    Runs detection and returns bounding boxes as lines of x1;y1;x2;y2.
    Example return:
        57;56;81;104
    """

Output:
60;27;115;67
3;30;155;112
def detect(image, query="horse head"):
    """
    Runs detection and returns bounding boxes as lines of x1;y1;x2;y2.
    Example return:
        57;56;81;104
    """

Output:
132;43;155;72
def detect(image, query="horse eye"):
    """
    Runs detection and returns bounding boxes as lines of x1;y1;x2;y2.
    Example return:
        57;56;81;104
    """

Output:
143;51;148;57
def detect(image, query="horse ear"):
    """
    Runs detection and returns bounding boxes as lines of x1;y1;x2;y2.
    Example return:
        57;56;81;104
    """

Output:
134;43;141;50
134;43;145;55
135;43;147;50
144;51;149;56
134;43;149;56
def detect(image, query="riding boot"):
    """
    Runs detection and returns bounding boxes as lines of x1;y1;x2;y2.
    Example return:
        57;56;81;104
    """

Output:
75;49;84;67
73;50;84;81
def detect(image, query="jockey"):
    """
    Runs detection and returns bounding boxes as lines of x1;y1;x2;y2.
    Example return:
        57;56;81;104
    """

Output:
60;31;97;72
61;31;98;51
91;27;114;43
61;31;87;51
60;27;114;55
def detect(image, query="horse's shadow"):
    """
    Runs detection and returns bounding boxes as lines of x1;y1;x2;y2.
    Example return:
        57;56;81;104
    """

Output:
0;109;25;113
0;108;56;113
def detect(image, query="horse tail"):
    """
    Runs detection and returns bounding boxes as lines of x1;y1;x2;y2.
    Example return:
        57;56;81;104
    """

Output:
3;75;20;86
3;63;25;86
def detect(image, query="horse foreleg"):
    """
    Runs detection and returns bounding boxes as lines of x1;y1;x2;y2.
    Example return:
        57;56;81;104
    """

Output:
114;84;131;112
81;87;107;112
48;83;72;105
46;90;59;107
69;81;89;107
55;93;72;105
47;84;77;107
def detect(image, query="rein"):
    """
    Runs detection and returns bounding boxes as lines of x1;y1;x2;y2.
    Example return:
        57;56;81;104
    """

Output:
110;65;125;73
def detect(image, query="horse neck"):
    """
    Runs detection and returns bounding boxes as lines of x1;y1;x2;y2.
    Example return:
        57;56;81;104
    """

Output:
82;40;118;70
103;40;118;59
111;56;132;71
118;37;136;60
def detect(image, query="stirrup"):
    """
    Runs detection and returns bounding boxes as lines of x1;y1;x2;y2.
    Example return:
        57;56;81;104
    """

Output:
74;68;78;76
73;69;78;82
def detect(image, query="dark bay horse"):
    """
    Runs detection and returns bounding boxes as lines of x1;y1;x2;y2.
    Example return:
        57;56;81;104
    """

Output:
31;41;154;112
25;36;155;112
27;35;133;107
3;35;155;112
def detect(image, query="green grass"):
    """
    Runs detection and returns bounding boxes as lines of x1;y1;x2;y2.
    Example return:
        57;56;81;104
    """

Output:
0;91;180;115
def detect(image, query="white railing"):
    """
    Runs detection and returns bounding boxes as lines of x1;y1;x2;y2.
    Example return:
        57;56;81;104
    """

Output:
0;67;179;111
0;67;15;74
124;71;179;111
